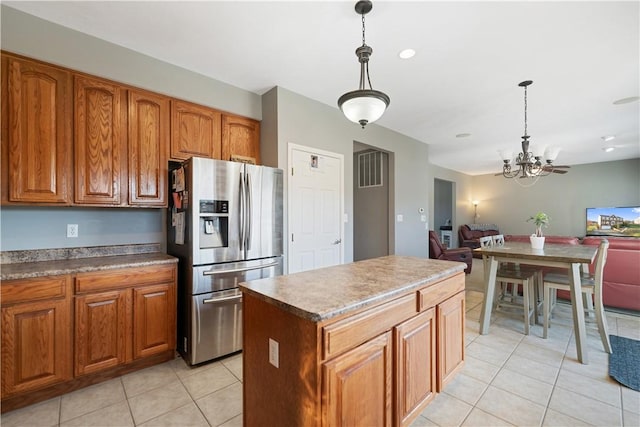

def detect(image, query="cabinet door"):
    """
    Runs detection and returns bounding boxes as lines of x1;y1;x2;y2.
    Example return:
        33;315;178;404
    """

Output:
3;55;72;204
1;295;72;396
221;114;260;164
133;283;176;359
437;291;465;391
170;100;221;160
74;75;126;205
75;289;130;376
128;90;169;207
394;308;437;427
322;331;392;427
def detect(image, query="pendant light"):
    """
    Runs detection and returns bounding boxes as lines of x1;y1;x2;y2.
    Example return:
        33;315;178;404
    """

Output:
338;0;390;128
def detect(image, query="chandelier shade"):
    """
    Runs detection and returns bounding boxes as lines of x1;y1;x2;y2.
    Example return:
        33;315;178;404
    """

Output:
337;1;390;128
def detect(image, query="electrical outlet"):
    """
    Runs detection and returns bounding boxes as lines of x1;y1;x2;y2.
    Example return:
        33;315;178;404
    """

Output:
67;224;78;238
269;338;279;368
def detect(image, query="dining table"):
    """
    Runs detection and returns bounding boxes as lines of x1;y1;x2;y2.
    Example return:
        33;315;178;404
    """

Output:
476;241;598;364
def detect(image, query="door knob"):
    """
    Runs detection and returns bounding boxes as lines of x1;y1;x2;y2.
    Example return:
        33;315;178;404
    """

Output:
332;239;342;245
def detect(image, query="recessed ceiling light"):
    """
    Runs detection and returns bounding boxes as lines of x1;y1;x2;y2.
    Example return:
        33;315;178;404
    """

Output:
613;96;640;105
398;49;415;59
603;147;615;153
455;133;471;138
601;135;616;142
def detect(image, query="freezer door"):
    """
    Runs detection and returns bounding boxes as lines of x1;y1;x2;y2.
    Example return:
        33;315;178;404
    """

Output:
244;164;283;261
191;288;242;365
190;157;243;265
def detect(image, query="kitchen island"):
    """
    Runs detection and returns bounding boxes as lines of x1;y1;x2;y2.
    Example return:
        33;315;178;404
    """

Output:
239;255;466;427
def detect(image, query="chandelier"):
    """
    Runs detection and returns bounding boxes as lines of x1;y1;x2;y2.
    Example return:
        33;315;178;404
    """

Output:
337;0;390;128
500;80;569;180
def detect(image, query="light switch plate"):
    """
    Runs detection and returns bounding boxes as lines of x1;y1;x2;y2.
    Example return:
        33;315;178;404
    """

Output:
397;214;403;222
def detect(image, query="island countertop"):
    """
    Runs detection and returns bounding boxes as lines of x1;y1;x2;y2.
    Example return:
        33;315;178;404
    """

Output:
239;255;465;322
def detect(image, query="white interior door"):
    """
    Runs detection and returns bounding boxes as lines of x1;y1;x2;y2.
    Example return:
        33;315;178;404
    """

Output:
288;144;344;274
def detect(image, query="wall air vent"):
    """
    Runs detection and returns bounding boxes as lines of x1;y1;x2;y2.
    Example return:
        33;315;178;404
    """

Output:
358;151;383;188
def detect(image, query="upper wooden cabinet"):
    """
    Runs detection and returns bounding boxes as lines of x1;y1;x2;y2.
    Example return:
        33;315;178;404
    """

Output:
74;75;127;205
221;114;260;164
1;52;261;208
170;100;221;161
2;55;72;204
128;90;169;206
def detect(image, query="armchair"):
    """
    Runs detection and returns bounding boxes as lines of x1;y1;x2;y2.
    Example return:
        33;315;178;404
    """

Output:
428;230;472;274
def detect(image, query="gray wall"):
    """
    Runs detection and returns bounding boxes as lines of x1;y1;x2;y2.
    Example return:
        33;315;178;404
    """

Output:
470;158;640;237
265;87;432;263
1;207;164;250
1;6;260;119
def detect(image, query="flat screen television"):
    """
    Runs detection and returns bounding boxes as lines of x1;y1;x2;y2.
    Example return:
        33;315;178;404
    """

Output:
586;206;640;237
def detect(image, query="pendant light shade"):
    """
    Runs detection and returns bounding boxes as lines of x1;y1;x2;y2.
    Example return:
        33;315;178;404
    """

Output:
338;89;390;127
338;1;390;128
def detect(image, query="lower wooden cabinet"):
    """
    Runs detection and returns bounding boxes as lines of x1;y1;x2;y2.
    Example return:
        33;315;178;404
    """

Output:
133;283;176;359
75;289;130;376
1;276;72;397
1;264;177;409
437;291;465;391
243;272;465;427
394;308;437;427
74;264;177;376
323;331;393;427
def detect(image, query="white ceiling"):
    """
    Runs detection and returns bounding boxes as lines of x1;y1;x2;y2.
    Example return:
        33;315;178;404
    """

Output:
6;1;639;175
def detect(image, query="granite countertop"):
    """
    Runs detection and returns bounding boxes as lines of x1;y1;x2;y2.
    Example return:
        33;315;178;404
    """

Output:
1;244;178;281
239;255;465;322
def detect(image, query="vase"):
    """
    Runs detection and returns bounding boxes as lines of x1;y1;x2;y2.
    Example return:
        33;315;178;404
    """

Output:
530;235;545;250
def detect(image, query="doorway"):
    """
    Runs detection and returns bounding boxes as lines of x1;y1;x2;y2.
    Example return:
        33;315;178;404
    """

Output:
353;143;393;261
434;179;455;248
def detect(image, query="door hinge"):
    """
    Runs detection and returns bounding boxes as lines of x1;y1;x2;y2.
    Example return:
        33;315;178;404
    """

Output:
291;233;294;242
291;167;294;176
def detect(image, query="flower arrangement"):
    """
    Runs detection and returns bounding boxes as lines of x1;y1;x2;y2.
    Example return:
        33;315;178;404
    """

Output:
527;212;550;237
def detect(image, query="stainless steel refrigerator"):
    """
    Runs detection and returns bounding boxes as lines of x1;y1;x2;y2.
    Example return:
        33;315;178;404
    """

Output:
168;157;283;365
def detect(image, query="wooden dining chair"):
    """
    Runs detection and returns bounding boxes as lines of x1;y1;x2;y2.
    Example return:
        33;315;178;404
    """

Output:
542;239;611;353
492;234;505;246
479;236;536;334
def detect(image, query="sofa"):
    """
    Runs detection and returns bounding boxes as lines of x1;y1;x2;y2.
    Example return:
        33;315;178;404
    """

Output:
582;237;640;312
501;235;640;312
428;230;472;274
459;224;500;257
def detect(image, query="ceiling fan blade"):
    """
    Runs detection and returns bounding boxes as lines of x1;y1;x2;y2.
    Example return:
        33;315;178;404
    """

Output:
552;169;568;174
551;165;571;168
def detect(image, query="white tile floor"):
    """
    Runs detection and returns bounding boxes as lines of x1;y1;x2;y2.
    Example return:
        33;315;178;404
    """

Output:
3;259;639;426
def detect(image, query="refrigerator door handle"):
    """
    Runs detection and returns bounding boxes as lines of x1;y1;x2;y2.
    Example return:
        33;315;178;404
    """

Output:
202;260;280;276
246;172;252;250
203;294;243;304
239;172;246;251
